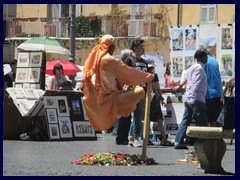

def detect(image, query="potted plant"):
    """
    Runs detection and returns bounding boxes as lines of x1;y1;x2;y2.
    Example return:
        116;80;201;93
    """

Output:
154;13;163;19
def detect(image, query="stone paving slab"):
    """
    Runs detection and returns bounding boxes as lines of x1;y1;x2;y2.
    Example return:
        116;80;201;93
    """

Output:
3;134;235;176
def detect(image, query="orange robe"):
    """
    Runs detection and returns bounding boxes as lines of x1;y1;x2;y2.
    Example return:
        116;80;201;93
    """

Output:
83;54;154;131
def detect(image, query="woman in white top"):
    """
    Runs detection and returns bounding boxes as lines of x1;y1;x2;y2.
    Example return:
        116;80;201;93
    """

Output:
48;63;67;90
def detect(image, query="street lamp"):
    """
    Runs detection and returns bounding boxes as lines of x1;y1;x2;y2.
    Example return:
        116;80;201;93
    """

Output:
69;4;76;64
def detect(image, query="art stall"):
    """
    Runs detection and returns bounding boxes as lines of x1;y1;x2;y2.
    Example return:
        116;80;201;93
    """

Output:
4;37;96;141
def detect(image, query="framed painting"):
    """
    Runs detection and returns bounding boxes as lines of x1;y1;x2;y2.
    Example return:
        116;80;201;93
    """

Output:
29;84;40;90
17;52;30;67
27;68;40;83
15;83;23;88
25;89;38;99
56;96;70;116
67;93;85;121
29;52;43;67
221;27;233;50
16;99;33;115
44;96;56;108
15;68;29;83
35;89;45;97
23;83;30;89
172;56;183;77
58;117;73;138
70;99;82;115
46;108;58;124
72;121;95;137
48;124;60;140
171;29;184;51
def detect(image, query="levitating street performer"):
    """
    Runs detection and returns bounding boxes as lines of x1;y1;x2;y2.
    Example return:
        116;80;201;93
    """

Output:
83;34;154;131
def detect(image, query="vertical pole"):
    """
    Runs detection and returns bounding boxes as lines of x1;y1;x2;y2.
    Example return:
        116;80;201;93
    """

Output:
142;81;152;156
42;51;46;90
69;4;76;87
69;4;76;64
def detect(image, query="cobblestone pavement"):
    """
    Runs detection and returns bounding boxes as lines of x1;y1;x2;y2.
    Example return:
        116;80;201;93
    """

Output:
3;133;235;176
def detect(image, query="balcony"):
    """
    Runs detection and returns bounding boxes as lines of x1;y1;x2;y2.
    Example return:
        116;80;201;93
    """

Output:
6;17;69;38
5;13;163;39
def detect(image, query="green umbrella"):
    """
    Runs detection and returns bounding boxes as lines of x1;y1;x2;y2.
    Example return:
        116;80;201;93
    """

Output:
17;36;70;55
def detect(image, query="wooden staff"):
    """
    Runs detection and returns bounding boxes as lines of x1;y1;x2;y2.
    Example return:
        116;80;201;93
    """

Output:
142;81;152;156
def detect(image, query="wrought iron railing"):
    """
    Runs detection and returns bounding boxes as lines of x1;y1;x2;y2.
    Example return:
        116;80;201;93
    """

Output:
6;14;164;38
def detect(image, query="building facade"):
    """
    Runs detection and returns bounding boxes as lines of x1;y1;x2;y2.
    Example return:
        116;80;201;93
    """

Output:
3;4;235;65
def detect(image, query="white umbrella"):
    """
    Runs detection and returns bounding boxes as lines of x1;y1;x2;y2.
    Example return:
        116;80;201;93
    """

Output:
17;36;71;55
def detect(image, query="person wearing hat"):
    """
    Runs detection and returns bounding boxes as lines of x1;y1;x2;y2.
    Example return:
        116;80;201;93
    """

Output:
4;59;17;88
83;35;154;132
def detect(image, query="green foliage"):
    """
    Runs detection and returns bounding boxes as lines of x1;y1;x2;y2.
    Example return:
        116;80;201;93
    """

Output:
74;16;102;37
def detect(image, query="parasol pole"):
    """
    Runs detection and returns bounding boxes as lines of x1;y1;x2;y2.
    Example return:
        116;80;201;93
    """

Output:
142;81;152;156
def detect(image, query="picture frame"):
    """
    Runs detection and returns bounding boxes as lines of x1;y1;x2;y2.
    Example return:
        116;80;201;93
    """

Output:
220;54;234;77
15;83;23;88
24;89;38;99
17;88;29;98
35;89;45;98
67;93;85;121
27;68;40;83
184;28;197;51
56;96;70;116
44;96;56;108
58;117;73;138
81;98;89;120
221;27;233;50
29;84;40;90
171;29;184;51
72;121;95;137
48;124;60;140
172;56;183;77
15;99;35;116
29;52;42;67
70;99;82;115
15;68;29;82
17;52;30;67
23;83;30;89
46;108;58;124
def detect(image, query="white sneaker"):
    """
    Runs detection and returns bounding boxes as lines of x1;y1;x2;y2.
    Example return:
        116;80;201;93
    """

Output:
133;140;142;147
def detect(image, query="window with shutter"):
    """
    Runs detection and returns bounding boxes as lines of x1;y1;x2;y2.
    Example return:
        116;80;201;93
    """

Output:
128;4;147;36
75;4;82;17
200;4;217;24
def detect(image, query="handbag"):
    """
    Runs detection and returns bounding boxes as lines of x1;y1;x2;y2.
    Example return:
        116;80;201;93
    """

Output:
217;109;224;126
217;96;235;129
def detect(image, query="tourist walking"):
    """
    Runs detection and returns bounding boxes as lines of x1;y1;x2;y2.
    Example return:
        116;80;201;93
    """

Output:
174;49;208;149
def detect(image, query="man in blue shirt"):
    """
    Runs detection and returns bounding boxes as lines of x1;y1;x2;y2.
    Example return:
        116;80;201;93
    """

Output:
174;49;209;149
205;53;223;127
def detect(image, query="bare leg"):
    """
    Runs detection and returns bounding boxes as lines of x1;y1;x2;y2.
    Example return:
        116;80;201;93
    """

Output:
157;119;167;142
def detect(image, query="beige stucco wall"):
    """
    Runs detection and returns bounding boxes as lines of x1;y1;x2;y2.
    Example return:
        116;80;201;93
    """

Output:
218;4;235;24
181;4;200;26
16;4;48;17
82;4;112;16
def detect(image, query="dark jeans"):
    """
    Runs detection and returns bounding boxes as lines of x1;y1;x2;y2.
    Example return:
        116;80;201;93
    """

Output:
132;99;144;139
116;115;131;143
175;101;208;146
